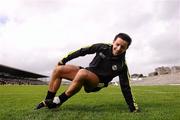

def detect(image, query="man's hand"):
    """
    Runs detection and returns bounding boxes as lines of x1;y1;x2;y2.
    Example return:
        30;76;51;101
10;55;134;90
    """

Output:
130;108;141;113
129;103;140;113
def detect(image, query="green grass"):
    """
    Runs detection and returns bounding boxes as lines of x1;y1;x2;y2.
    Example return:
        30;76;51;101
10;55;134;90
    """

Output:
0;85;180;120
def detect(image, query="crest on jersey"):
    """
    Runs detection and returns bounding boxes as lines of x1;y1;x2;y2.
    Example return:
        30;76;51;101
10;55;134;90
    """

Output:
112;65;118;71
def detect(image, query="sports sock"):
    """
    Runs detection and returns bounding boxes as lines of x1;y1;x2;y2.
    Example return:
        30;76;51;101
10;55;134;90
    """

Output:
58;92;70;104
45;91;56;100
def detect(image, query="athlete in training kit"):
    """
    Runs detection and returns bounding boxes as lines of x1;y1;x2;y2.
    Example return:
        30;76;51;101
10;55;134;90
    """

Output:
35;33;139;112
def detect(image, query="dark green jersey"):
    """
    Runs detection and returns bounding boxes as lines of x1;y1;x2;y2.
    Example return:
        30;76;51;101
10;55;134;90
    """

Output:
61;43;128;82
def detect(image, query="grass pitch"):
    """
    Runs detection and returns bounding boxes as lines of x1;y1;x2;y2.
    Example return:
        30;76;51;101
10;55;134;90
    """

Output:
0;85;180;120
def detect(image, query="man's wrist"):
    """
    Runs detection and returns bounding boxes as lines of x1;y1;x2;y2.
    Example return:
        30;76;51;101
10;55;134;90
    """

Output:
129;103;140;112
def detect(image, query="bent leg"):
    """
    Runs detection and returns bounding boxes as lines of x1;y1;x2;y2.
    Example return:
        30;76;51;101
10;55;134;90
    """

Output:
65;69;100;97
43;69;100;109
36;64;81;109
48;64;80;93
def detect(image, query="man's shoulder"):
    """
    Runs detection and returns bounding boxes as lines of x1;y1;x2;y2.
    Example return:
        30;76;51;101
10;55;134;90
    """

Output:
93;43;112;48
99;43;112;46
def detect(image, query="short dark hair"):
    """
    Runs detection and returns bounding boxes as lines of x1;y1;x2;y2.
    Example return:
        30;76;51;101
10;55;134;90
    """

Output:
114;33;132;46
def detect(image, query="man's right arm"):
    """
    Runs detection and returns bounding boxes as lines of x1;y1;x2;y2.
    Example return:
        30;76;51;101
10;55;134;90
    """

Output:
58;43;105;65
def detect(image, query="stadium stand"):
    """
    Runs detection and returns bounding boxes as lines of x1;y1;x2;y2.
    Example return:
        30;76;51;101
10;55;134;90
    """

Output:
0;64;48;85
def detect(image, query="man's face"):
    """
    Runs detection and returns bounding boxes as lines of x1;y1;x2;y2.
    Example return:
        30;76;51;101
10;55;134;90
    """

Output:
112;37;128;56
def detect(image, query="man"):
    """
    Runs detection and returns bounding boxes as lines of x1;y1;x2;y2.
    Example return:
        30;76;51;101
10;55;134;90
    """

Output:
36;33;139;112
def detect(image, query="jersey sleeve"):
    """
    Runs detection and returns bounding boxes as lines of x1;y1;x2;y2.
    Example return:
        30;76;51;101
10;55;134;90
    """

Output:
60;43;105;64
118;62;139;112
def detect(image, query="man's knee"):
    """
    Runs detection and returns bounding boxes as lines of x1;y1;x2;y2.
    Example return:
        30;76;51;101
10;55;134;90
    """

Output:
72;69;88;84
75;69;99;87
53;65;65;76
76;69;89;79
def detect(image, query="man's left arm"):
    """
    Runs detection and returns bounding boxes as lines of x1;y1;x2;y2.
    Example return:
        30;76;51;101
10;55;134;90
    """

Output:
119;63;139;112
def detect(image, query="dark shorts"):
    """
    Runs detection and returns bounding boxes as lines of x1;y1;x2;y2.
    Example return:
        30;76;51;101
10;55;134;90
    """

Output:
84;67;112;84
79;66;111;93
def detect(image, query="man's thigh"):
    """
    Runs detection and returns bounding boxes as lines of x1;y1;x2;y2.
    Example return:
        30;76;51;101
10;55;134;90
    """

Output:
57;64;81;80
81;69;100;90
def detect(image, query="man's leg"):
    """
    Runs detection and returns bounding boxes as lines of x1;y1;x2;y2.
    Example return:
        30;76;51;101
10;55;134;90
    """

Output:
65;69;100;96
35;64;80;109
54;69;100;107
